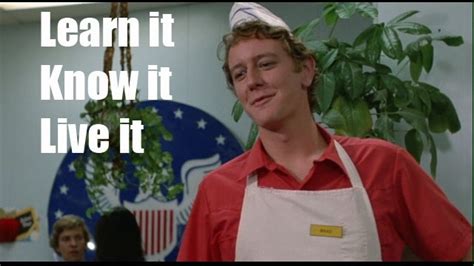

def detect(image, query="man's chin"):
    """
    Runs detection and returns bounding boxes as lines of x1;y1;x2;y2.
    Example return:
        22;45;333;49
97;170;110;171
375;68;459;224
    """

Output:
255;119;285;132
64;254;84;262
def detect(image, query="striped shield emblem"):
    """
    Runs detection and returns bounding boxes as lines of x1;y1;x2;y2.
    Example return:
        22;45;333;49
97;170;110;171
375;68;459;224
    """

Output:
121;153;223;261
132;209;176;256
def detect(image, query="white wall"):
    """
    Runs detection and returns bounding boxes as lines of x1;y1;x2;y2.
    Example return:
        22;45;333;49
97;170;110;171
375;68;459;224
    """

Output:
377;3;472;222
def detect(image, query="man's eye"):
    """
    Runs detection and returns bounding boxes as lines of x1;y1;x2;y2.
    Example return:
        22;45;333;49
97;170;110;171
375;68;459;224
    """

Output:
259;61;275;69
233;70;246;81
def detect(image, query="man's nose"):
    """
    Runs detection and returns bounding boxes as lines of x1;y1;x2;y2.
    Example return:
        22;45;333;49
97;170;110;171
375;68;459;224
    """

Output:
247;67;264;91
70;239;78;247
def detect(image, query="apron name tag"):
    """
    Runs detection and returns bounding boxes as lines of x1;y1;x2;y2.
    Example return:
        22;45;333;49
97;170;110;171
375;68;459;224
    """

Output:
310;224;343;238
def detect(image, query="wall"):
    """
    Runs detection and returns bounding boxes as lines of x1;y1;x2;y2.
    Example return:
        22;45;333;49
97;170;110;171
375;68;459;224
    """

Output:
377;3;472;222
0;2;371;260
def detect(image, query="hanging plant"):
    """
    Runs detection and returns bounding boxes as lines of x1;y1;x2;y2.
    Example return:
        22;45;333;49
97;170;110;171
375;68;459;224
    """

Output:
72;2;183;217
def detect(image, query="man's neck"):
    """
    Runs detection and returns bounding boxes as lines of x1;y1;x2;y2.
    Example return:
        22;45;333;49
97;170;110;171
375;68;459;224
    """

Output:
258;113;328;181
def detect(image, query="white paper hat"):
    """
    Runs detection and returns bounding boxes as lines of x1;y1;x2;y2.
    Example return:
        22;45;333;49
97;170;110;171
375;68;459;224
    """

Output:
229;2;291;32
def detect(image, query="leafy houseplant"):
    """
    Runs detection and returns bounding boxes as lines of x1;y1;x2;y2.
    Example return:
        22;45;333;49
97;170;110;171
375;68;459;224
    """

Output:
72;3;183;216
232;2;463;178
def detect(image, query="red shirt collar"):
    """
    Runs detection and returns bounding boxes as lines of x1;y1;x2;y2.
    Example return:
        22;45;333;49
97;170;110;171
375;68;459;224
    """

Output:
239;123;346;181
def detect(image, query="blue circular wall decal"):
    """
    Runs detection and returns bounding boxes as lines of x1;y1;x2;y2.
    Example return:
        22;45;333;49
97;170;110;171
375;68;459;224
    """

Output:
47;100;244;261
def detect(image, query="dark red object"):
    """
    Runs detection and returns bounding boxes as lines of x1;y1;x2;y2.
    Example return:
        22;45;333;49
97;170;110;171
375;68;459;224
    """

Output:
0;218;21;242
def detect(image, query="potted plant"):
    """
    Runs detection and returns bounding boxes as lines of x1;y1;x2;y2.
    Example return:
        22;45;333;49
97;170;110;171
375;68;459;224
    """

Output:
232;2;463;178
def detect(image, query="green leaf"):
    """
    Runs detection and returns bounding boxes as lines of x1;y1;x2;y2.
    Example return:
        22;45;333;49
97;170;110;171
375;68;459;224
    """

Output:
429;92;461;133
393;22;432;35
409;53;423;82
433;35;464;46
345;100;373;137
354;24;377;47
162;130;173;141
365;73;378;92
86;207;97;219
322;3;336;15
387;10;419;25
341;62;365;100
333;97;372;137
419;82;440;94
404;129;424;162
325;38;339;48
381;74;409;107
345;46;365;60
417;84;432;115
366;26;382;64
293;18;321;42
245;122;259;150
398;108;429;134
374;63;392;74
85;100;97;113
405;92;423;116
335;3;357;19
405;40;421;61
323;5;338;26
232;100;243;122
428;107;448;133
304;40;328;54
320;49;339;71
420;43;433;73
407;82;431;115
444;97;461;134
374;89;388;105
427;133;438;178
380;27;404;59
355;3;378;19
167;183;184;199
315;72;336;113
374;114;395;142
322;108;347;131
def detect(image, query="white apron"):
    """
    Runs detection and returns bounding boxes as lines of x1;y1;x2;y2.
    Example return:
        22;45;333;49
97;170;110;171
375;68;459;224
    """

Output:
235;140;382;261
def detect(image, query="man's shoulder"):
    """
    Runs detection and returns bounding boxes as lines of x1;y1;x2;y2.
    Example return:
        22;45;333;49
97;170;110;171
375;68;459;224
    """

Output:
196;151;249;208
335;134;402;155
200;150;251;187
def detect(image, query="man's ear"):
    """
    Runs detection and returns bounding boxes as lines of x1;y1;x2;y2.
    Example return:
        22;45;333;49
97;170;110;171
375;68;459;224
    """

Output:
301;57;316;89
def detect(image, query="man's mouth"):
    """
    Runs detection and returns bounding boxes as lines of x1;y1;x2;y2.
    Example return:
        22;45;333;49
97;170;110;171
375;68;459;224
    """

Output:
251;94;275;107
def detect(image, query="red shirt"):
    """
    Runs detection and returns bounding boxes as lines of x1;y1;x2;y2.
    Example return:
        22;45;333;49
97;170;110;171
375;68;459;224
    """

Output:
177;124;472;261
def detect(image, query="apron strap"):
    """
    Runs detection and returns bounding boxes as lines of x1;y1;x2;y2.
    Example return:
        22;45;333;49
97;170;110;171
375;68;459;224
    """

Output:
333;140;364;189
247;173;259;188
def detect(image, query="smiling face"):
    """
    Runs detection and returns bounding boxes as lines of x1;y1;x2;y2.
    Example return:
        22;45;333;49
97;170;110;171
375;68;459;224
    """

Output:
56;227;86;261
228;38;315;130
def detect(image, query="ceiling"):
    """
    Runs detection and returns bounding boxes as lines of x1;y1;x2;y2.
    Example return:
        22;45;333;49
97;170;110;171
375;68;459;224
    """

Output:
0;2;192;25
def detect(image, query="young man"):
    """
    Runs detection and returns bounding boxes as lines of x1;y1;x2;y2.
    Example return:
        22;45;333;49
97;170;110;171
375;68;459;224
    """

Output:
49;214;89;261
177;2;472;261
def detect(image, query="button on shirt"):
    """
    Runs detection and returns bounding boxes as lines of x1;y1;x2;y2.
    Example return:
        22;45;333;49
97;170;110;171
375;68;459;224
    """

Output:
177;124;472;261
